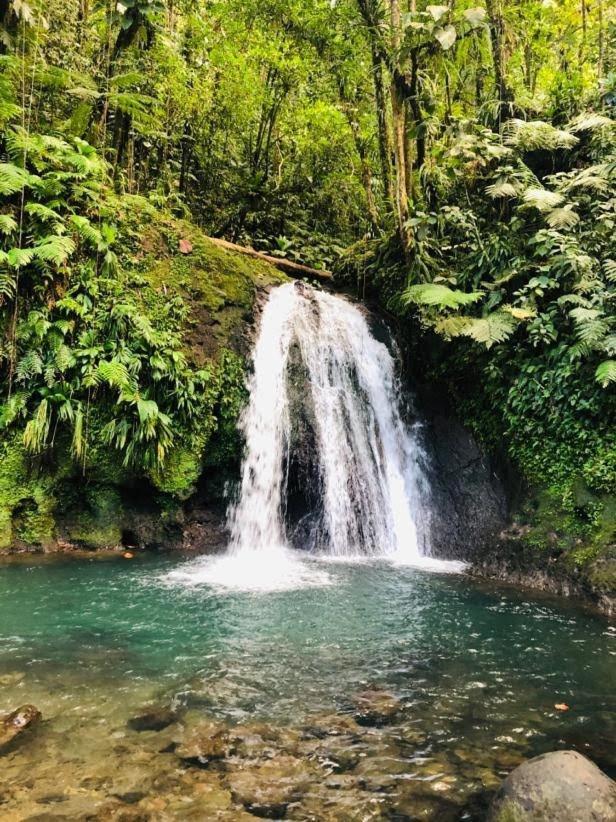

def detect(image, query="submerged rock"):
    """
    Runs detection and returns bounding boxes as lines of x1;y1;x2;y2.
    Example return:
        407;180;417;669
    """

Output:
127;706;178;732
227;754;314;817
176;720;230;765
488;750;616;822
0;704;41;752
353;689;401;726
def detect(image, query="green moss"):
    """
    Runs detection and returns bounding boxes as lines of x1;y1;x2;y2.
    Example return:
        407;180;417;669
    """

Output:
63;486;124;549
0;435;56;549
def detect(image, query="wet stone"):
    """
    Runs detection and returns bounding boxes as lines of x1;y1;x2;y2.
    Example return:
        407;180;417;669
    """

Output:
0;704;41;753
175;720;231;765
226;754;316;817
127;706;178;732
353;690;401;727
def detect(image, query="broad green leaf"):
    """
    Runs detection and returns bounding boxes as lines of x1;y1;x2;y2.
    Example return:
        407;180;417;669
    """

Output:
434;24;456;49
463;7;486;26
426;5;449;21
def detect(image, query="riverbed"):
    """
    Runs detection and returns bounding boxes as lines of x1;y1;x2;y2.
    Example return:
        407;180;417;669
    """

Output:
0;553;613;820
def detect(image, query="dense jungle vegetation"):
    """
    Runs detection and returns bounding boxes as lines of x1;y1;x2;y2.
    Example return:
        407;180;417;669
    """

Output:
0;0;614;563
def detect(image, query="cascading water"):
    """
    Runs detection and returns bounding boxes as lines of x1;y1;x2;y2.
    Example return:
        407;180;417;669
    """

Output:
170;282;464;591
228;282;430;559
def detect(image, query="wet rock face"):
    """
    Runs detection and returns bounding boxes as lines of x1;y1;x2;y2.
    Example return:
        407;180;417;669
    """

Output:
0;704;41;753
419;412;508;560
488;750;616;822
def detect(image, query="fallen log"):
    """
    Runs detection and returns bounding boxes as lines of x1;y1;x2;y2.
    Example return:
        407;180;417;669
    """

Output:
208;237;333;284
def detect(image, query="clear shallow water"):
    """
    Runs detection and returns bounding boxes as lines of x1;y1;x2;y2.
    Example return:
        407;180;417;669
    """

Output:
0;554;614;819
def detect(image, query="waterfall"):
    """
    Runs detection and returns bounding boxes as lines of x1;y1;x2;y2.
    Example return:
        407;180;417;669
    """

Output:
228;282;431;560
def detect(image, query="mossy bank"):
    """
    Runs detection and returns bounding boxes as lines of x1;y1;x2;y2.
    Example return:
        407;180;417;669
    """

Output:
0;196;286;554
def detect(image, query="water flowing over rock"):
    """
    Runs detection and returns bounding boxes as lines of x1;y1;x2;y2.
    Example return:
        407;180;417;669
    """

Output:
227;281;431;560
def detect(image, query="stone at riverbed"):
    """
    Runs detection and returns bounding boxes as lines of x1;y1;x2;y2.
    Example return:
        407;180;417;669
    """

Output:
353;689;401;726
127;706;178;732
227;754;314;817
488;750;616;822
176;720;231;764
0;704;41;753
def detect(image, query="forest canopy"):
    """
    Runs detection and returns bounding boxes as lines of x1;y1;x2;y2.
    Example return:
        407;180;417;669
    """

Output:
0;0;614;517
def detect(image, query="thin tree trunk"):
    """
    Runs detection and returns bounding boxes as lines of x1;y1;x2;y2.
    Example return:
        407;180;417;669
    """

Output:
390;0;410;249
484;0;512;126
371;46;395;211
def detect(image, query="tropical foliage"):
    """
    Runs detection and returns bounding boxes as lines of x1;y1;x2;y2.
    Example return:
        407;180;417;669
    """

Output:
0;0;614;547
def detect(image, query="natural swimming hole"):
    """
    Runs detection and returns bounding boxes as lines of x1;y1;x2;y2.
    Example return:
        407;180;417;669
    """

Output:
0;553;613;819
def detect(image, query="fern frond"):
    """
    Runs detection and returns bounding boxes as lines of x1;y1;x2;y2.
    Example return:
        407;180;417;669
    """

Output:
485;180;518;198
504;119;578;151
7;247;34;268
433;315;472;339
0;162;31;195
69;214;102;247
403;283;484;309
595;360;616;388
96;359;132;390
545;205;579;229
521;188;563;211
568;113;614;132
25;202;63;223
461;311;516;348
603;259;616;283
0;213;17;234
33;235;76;265
16;350;43;382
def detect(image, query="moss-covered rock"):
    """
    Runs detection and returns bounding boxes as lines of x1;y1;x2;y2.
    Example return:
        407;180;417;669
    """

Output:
0;436;56;550
0;199;287;554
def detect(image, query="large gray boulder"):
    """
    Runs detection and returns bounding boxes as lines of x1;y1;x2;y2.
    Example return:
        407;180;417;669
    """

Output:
488;750;616;822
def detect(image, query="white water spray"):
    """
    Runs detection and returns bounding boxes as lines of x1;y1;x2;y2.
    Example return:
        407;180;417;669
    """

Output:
168;282;464;591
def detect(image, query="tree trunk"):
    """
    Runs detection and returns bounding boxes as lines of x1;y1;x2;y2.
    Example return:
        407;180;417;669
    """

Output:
370;45;395;212
484;0;513;126
389;0;410;250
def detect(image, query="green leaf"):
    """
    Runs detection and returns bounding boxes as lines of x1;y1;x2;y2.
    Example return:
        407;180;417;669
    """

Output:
463;7;486;26
426;5;449;21
434;24;456;49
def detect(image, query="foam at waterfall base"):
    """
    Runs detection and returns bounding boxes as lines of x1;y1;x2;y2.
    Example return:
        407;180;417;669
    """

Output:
165;546;334;593
163;547;467;593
